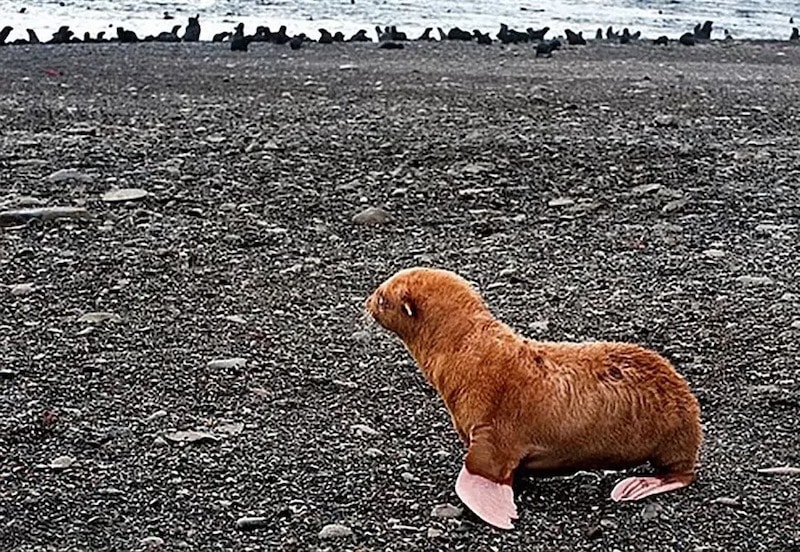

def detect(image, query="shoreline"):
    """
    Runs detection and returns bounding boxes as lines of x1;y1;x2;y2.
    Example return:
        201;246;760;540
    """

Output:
2;14;799;47
1;38;799;552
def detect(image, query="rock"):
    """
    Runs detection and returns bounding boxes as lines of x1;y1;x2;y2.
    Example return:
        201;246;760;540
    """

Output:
427;528;444;539
235;516;271;531
162;430;220;444
641;502;664;520
710;497;743;508
146;409;168;421
431;503;463;519
50;455;76;470
703;249;725;258
77;312;122;324
792;321;800;330
528;320;549;332
654;114;678;128
46;168;92;183
600;518;618;529
207;357;247;369
631;183;661;195
319;523;353;539
548;197;575;208
222;315;247;325
735;275;773;286
364;447;384;457
101;188;149;203
586;524;603;539
339;64;358;71
0;369;16;380
216;422;244;436
140;536;165;547
152;437;169;447
756;466;800;476
352;206;392;225
0;206;90;226
662;198;689;213
351;423;380;436
9;283;35;296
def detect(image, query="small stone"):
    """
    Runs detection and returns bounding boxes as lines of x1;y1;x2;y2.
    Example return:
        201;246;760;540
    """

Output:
216;422;244;436
756;466;800;476
431;503;463;519
641;502;664;521
427;528;444;538
703;249;725;258
710;497;743;508
222;315;247;325
654;114;678;128
353;206;392;225
140;536;165;547
47;169;92;183
319;523;352;539
364;447;384;457
50;455;76;470
101;188;149;203
528;320;549;332
631;183;662;195
339;64;358;71
0;369;16;380
77;312;122;324
0;206;90;226
351;423;380;436
152;437;169;447
235;516;271;531
207;357;247;369
600;518;618;529
548;197;574;208
735;275;773;286
146;409;168;421
162;430;220;444
586;525;603;539
9;283;34;296
662;198;689;213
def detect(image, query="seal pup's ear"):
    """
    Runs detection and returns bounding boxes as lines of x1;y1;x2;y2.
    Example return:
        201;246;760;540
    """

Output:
400;291;415;317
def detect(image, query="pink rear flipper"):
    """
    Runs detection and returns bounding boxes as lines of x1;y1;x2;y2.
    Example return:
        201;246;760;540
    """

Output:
455;464;518;530
611;476;691;502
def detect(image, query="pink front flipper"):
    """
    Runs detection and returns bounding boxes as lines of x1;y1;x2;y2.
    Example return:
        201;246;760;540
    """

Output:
455;464;518;530
610;476;690;502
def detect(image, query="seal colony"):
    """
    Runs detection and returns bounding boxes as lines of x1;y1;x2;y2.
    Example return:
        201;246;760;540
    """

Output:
366;267;702;530
1;15;799;50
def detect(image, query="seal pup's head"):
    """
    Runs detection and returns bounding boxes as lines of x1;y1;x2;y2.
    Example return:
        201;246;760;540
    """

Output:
365;267;487;344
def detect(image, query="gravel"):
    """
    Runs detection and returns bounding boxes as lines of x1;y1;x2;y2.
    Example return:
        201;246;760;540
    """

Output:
1;39;799;551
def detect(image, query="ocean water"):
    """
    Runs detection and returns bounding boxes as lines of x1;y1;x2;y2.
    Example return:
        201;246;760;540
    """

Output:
0;0;796;44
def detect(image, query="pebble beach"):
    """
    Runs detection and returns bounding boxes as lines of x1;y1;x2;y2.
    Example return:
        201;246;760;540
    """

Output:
1;39;800;551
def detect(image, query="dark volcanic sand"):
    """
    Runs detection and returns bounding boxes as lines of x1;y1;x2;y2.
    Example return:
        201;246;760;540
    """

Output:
1;40;799;551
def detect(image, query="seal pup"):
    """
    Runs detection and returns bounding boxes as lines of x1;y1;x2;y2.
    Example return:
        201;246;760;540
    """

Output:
536;38;561;57
182;14;201;42
474;30;492;45
318;28;333;44
526;26;549;41
0;26;12;45
564;28;586;45
348;29;371;42
679;32;695;46
366;267;702;530
231;23;252;51
415;27;433;41
289;33;306;50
